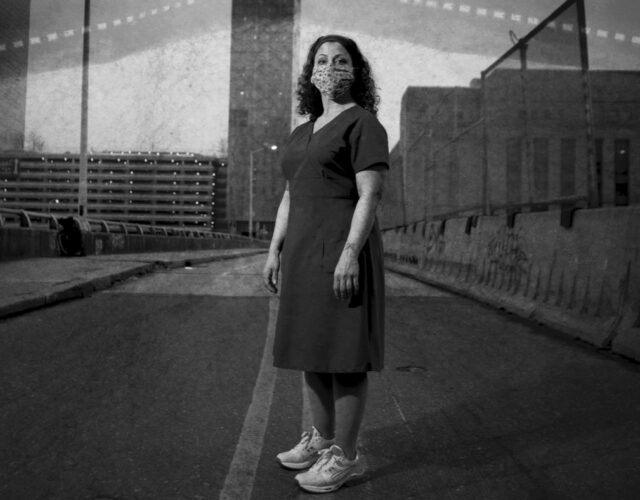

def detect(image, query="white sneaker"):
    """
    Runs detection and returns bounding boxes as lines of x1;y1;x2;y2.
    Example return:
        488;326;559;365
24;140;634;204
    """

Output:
295;445;365;493
276;427;334;470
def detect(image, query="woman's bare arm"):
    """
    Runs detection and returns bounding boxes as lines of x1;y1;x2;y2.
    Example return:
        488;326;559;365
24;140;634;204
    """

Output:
263;182;290;293
333;169;386;300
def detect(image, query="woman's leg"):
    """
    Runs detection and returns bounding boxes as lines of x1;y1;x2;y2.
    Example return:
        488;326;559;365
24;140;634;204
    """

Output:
333;372;368;460
304;372;335;439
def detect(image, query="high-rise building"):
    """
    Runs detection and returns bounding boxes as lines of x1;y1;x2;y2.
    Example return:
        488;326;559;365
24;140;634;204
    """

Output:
227;0;300;235
0;0;31;151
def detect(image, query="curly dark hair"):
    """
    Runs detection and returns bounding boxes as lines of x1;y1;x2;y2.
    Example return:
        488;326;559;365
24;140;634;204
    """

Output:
296;34;379;121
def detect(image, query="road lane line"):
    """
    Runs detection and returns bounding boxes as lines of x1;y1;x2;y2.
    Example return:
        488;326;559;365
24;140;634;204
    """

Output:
301;373;312;432
219;297;278;500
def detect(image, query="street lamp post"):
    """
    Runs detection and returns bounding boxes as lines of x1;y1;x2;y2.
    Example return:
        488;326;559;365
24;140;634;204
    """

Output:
248;144;277;237
78;0;91;217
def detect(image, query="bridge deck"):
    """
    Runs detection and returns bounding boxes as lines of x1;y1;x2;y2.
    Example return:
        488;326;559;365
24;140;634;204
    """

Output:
1;252;639;499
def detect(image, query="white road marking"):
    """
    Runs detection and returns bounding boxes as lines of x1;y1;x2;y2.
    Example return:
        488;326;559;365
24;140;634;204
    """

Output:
301;373;312;432
220;261;257;277
219;297;278;500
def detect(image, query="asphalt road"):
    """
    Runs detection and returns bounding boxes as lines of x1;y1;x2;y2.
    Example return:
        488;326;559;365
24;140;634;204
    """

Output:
2;254;640;499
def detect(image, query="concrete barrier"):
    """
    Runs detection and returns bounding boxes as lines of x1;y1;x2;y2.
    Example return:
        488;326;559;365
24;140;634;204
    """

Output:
383;207;640;362
0;226;266;261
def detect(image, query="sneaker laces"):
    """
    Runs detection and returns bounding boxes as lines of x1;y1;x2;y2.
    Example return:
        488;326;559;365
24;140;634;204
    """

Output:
293;431;312;452
309;447;335;472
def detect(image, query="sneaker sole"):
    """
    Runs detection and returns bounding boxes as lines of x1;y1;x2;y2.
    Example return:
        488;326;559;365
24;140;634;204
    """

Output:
277;457;316;470
297;469;365;493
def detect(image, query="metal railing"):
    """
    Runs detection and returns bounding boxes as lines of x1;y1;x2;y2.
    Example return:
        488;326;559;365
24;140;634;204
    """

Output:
0;206;249;241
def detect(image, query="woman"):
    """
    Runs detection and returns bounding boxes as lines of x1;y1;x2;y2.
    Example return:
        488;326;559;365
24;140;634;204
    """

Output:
262;34;388;494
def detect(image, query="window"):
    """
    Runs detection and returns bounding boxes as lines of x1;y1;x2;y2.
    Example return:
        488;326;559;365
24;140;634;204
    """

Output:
230;108;248;128
614;139;629;206
594;139;603;206
533;138;549;200
560;138;576;197
506;138;522;204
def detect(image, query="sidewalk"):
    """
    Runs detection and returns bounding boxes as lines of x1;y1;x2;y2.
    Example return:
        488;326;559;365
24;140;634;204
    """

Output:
0;248;266;319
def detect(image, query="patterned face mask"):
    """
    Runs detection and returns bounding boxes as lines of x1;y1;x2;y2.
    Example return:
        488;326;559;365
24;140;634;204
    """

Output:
310;65;355;99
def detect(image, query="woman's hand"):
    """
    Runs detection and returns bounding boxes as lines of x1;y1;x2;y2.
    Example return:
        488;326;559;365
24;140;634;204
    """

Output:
263;250;281;294
333;244;359;301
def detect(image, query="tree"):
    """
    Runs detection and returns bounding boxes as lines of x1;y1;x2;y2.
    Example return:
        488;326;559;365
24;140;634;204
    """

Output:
216;138;228;157
28;131;46;152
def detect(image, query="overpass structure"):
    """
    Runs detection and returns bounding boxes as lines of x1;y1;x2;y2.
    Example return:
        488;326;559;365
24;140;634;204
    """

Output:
0;1;637;361
0;206;265;262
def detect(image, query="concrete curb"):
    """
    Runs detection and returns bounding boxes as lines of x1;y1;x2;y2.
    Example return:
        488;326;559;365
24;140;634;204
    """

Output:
0;249;266;320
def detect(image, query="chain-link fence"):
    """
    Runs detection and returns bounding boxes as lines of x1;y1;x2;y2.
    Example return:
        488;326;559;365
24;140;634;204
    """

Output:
480;0;593;215
398;0;612;226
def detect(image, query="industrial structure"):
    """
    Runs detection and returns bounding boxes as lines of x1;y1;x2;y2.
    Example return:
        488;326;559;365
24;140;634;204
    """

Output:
0;151;226;229
385;70;639;228
383;0;639;228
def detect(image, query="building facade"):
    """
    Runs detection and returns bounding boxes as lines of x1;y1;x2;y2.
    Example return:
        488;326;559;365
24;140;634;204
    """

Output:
388;69;640;227
227;0;300;235
0;151;226;229
0;0;31;152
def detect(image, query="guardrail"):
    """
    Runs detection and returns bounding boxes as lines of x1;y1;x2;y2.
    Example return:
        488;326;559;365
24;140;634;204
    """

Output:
0;206;246;240
384;195;589;234
0;207;264;260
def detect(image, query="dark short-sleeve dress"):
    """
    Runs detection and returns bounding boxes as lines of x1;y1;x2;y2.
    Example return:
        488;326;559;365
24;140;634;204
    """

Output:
273;105;389;373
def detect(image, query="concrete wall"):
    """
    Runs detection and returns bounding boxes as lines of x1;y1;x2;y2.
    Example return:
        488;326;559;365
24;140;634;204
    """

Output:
0;227;264;261
383;206;640;362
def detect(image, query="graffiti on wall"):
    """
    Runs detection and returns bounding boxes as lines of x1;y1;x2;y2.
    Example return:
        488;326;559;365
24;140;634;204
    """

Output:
486;226;530;286
425;223;445;257
110;234;125;250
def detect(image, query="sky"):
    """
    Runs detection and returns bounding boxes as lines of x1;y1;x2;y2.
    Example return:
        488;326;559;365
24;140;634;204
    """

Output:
0;0;638;153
